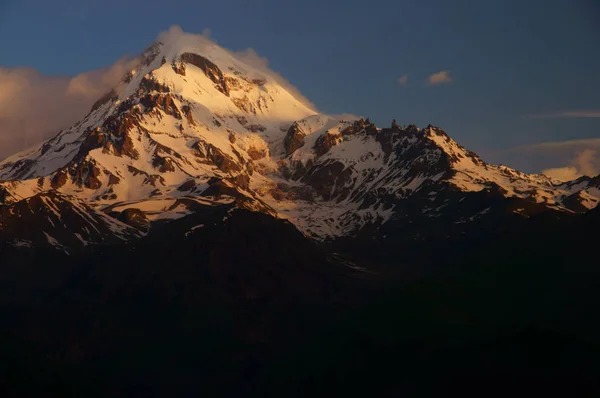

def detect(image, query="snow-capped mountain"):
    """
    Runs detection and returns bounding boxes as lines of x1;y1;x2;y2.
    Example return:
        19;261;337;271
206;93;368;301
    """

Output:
1;28;599;252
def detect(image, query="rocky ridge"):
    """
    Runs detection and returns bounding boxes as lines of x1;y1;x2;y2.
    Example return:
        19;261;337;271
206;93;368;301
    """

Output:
0;28;599;253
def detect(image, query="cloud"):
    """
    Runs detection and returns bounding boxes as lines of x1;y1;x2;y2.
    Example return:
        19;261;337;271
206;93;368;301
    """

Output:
427;70;452;85
330;113;363;122
201;28;212;39
230;47;318;111
541;166;581;182
0;57;139;161
513;139;600;181
542;149;599;181
397;75;408;86
528;110;600;119
157;25;318;112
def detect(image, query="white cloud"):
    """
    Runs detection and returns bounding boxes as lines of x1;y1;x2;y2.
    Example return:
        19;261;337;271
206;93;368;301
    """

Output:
230;47;318;111
514;139;600;181
0;57;138;161
427;70;452;85
542;166;581;182
528;110;600;119
542;149;599;181
397;75;408;86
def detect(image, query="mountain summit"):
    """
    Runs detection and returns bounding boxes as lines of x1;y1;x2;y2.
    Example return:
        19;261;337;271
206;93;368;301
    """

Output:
0;28;599;253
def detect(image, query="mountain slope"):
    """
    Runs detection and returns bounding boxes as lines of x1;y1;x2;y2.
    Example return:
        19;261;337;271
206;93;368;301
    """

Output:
0;27;598;250
0;191;140;254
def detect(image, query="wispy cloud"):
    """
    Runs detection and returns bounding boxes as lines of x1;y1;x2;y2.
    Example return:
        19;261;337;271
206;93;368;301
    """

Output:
515;138;600;181
516;138;600;151
0;57;139;161
527;110;600;119
201;28;212;38
541;166;581;182
230;47;318;111
427;70;452;86
397;75;408;86
158;26;318;112
542;149;599;181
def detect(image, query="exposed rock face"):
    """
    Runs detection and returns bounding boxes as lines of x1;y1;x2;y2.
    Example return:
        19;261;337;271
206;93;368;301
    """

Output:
182;105;195;125
127;166;165;187
246;124;266;132
78;102;146;161
301;161;353;201
284;122;306;155
117;208;150;230
177;179;196;192
192;140;242;174
140;93;182;119
0;191;140;253
562;191;595;213
171;58;186;75
139;76;170;93
340;118;377;137
180;52;229;96
247;146;268;160
152;156;176;173
232;96;257;114
314;132;341;157
51;171;69;190
107;173;121;186
68;161;103;190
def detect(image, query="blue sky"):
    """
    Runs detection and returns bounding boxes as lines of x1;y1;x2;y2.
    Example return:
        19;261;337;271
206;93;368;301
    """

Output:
0;0;599;175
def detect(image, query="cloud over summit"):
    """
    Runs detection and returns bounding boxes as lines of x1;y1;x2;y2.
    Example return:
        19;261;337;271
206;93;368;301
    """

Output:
0;26;318;162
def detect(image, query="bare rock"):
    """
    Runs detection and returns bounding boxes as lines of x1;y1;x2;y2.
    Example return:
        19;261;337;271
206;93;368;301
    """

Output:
177;180;196;192
180;53;229;95
152;156;176;173
107;173;121;186
192;140;243;173
314;132;341;157
182;105;195;125
172;58;186;76
51;171;68;190
117;208;150;230
284;122;306;156
247;147;267;160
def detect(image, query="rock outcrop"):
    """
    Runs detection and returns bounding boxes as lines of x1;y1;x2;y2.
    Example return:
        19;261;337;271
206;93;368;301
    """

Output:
284;122;306;155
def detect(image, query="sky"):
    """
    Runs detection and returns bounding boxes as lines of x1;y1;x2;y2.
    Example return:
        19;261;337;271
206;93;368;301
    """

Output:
0;0;599;178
